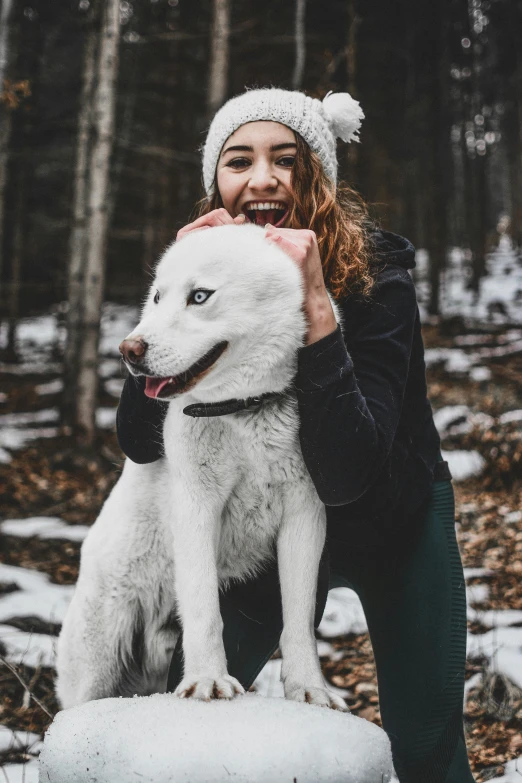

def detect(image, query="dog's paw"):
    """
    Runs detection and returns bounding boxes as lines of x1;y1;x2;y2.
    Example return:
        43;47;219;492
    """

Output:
284;683;349;711
174;674;245;701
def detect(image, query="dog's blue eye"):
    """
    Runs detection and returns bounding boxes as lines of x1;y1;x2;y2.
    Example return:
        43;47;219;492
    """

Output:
154;290;160;304
188;289;214;305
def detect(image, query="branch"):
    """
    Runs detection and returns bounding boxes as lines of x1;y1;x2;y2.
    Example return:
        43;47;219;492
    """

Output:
0;655;54;719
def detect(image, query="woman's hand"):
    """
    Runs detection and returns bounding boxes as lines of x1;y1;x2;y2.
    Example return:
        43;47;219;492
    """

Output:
264;225;337;346
176;208;245;241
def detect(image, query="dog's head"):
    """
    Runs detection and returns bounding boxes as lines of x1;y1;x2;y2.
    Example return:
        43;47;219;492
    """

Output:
120;224;315;403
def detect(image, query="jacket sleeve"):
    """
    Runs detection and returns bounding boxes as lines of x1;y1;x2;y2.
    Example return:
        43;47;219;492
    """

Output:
294;266;417;506
116;375;167;464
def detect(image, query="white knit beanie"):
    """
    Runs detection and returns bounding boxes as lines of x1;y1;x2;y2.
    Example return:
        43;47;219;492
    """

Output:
202;87;364;196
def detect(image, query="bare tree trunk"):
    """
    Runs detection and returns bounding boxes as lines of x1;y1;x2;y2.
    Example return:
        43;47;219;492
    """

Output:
0;0;15;305
426;1;451;316
63;10;99;428
5;164;23;360
207;0;230;119
63;0;120;445
345;0;360;175
292;0;306;90
513;45;522;247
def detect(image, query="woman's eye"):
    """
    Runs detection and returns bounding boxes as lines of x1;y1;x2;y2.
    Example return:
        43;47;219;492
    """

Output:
226;157;251;169
188;289;214;305
277;156;295;167
154;290;160;304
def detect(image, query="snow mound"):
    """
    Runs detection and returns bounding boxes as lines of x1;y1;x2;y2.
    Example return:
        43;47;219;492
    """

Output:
40;693;393;783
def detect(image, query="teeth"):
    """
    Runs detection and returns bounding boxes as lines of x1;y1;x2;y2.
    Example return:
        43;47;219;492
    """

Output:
246;202;286;211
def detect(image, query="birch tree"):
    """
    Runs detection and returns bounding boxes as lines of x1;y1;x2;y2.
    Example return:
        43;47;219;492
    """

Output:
207;0;230;119
63;0;120;445
291;0;306;90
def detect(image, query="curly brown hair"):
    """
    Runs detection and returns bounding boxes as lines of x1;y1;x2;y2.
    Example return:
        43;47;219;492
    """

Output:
194;132;376;300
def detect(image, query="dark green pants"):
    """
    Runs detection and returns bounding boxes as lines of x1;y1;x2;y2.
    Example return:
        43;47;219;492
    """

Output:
167;479;475;783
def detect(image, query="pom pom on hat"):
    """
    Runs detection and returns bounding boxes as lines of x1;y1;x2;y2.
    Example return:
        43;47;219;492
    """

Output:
322;91;364;143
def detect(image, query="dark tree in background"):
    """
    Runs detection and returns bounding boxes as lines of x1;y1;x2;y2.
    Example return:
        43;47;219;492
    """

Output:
207;0;230;118
0;0;520;443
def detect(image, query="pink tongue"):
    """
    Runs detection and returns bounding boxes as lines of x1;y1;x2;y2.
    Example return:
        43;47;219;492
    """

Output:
145;376;172;398
255;209;279;226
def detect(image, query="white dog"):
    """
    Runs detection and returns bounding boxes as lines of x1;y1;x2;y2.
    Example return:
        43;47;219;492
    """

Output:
56;224;346;711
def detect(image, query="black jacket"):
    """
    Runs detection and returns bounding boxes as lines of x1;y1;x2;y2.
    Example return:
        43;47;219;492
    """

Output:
117;229;442;546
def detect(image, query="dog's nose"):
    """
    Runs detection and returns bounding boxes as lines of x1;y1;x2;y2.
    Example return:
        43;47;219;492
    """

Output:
119;337;148;364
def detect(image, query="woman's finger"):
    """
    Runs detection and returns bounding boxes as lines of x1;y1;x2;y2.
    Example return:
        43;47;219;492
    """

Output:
265;229;301;263
177;208;235;239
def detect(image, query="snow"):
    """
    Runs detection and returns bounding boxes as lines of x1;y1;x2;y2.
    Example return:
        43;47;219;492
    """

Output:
98;358;122;378
441;449;486;481
0;427;59;457
491;756;522;782
98;302;139;357
0;403;117;461
0;516;90;542
95;406;117;429
0;761;40;783
467;608;522;627
105;377;125;397
0;726;41;755
415;237;522;326
35;378;63;395
318;587;368;638
469;365;492;382
467;583;490;605
0;303;138;366
464;567;494;579
433;405;471;436
0;408;59;426
39;693;393;783
467;627;522;689
0;563;75;626
253;658;286;698
499;409;522;424
0;407;61;460
0;623;56;667
253;658;350;701
0;361;62;375
424;347;474;373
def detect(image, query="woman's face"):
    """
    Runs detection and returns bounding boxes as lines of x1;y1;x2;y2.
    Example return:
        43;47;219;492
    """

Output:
216;121;296;228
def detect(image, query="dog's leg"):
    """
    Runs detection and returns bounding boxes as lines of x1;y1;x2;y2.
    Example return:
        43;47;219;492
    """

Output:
56;460;176;707
170;485;244;701
277;482;348;711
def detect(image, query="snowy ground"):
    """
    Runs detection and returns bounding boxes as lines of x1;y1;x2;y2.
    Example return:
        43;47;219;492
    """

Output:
414;235;522;325
0;302;135;463
0;515;521;780
1;241;522;780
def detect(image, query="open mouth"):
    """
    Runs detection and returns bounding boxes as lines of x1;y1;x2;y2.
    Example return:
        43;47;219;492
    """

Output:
144;341;228;399
242;201;288;228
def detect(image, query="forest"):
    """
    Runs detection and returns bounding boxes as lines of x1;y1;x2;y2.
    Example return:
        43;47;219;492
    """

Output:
0;0;522;781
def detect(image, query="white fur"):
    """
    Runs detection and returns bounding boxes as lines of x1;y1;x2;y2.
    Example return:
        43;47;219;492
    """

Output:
322;92;364;143
56;224;346;711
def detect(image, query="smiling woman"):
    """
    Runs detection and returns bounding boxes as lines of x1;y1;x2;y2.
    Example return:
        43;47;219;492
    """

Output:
196;123;373;303
115;87;477;783
217;122;296;227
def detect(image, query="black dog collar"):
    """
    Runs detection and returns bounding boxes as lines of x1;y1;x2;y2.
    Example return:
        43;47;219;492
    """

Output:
183;391;286;418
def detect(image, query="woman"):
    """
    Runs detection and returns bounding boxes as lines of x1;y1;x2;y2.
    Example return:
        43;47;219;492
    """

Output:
117;88;475;783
